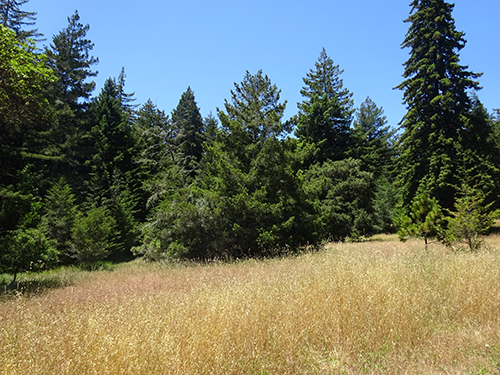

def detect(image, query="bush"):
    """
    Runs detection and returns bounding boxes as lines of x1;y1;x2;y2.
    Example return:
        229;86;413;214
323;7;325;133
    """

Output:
70;207;116;265
0;228;59;283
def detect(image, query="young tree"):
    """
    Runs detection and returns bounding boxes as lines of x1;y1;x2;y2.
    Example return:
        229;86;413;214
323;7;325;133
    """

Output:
70;207;116;265
41;177;79;261
395;0;494;211
0;228;58;283
295;48;354;165
398;192;446;250
445;171;498;251
0;0;42;41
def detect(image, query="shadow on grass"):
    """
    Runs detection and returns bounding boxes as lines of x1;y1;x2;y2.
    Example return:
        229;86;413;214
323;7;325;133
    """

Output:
0;274;75;300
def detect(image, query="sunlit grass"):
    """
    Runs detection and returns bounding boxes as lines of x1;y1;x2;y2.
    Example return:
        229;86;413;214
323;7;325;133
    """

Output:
1;239;500;374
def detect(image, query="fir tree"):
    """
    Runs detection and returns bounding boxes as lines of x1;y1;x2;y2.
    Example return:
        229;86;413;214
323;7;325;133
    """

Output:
46;10;98;115
395;0;494;211
86;78;139;256
350;97;395;179
171;87;205;181
44;11;99;184
296;48;354;165
0;0;42;41
445;180;497;251
42;177;79;260
116;67;137;124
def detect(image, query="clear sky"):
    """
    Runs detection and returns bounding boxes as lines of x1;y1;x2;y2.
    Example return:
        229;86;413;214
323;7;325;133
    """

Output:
31;0;500;129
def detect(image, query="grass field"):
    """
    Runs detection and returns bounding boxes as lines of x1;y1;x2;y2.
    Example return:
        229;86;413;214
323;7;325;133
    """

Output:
1;236;500;374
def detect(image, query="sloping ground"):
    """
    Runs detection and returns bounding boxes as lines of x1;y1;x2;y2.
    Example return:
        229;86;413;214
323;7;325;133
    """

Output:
1;238;500;374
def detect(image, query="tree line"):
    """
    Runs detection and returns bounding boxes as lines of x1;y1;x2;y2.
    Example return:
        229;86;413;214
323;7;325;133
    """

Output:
1;0;499;279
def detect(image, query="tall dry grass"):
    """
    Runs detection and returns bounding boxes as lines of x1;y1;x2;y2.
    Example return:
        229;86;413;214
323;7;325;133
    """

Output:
1;238;500;374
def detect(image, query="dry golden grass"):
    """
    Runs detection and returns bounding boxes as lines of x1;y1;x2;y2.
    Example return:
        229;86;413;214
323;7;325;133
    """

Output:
1;239;500;374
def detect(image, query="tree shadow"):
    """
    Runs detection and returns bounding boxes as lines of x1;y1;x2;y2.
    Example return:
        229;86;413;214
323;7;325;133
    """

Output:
0;275;73;300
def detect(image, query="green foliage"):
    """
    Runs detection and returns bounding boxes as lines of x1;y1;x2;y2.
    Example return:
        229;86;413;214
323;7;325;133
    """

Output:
350;97;395;179
372;177;401;233
398;192;445;249
41;177;79;261
0;0;42;41
0;25;57;187
303;158;374;241
395;0;492;211
295;48;354;165
45;11;98;114
0;228;59;283
139;71;312;259
445;182;498;251
70;207;116;265
171;86;205;180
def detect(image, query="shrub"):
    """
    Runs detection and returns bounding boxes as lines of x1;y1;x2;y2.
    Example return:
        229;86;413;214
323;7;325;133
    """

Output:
0;228;59;283
70;207;116;265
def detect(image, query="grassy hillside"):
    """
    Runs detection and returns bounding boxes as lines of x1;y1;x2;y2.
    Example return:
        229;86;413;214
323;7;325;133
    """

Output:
1;237;500;374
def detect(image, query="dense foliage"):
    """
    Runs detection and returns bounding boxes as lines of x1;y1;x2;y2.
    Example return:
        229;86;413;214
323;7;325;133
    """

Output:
1;0;499;277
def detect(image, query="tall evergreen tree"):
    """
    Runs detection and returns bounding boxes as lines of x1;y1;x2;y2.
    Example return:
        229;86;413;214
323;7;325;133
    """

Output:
46;10;98;115
350;97;395;179
138;71;310;259
44;11;99;183
0;0;42;41
295;48;354;165
395;0;496;211
86;78;139;257
171;87;205;181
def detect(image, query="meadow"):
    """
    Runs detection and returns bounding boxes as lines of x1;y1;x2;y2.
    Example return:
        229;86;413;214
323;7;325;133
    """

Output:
1;236;500;374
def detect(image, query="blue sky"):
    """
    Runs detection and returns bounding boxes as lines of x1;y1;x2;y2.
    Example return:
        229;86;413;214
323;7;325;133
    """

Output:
32;0;500;129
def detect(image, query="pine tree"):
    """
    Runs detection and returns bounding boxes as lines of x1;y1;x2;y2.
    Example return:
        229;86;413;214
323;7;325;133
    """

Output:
395;0;494;211
0;0;43;41
398;191;446;250
116;67;137;124
296;48;354;165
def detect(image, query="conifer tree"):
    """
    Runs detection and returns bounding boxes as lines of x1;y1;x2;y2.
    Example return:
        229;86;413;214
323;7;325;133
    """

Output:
0;0;42;41
398;191;446;250
350;97;395;179
445;180;497;251
139;71;309;259
86;78;139;256
46;11;98;114
171;87;205;181
44;11;99;183
396;0;494;211
42;177;79;262
296;48;354;165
